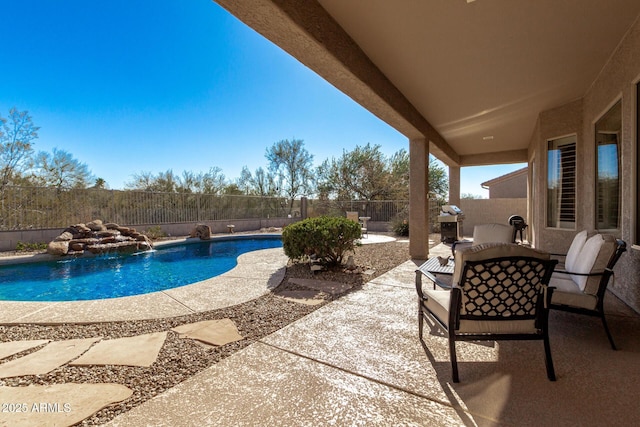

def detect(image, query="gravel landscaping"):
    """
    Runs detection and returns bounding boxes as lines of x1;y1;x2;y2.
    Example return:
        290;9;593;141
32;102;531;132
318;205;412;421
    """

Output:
0;236;412;426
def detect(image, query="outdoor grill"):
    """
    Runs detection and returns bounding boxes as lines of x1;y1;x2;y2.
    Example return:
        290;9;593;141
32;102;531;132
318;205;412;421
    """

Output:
438;205;464;243
508;214;528;243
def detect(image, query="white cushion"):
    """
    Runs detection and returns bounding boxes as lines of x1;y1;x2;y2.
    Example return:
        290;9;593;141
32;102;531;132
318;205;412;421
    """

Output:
549;274;598;310
565;230;587;272
549;273;581;293
424;289;539;334
472;223;513;246
423;289;451;327
571;234;604;291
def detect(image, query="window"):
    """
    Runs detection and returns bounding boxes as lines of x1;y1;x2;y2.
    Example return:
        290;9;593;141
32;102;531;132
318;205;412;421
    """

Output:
547;135;576;229
595;100;622;230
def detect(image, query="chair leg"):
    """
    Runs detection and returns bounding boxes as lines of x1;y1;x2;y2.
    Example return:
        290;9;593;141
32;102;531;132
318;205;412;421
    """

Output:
418;305;424;339
600;312;618;350
543;334;556;381
449;338;459;383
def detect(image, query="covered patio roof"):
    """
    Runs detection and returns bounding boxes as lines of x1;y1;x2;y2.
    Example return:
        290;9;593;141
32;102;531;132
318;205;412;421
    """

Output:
213;0;640;166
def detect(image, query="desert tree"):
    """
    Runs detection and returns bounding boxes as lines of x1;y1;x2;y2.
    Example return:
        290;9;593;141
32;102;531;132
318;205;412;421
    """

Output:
0;108;39;193
92;177;108;189
317;143;397;201
126;170;180;192
32;148;94;190
128;168;227;194
316;145;448;201
427;155;449;201
238;166;279;197
178;167;226;194
265;138;314;213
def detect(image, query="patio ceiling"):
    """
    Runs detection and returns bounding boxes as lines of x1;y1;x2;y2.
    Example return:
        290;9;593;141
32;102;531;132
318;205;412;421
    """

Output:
214;0;640;166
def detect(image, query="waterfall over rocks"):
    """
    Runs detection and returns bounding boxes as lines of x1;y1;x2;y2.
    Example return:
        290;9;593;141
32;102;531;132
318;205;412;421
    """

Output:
47;219;153;256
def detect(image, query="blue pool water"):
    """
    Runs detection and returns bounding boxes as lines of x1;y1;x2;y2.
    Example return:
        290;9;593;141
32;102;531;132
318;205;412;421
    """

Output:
0;236;282;302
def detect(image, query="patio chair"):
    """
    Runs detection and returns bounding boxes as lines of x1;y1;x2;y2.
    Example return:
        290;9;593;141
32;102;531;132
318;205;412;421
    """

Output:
345;211;367;237
416;243;558;382
451;223;515;256
548;231;627;349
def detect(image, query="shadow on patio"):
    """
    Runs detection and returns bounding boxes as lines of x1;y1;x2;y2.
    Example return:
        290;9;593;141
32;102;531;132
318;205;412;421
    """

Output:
107;248;639;426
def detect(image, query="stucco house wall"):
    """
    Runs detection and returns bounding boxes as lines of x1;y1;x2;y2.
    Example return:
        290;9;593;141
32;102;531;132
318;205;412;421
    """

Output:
482;168;528;199
530;16;640;313
460;198;527;239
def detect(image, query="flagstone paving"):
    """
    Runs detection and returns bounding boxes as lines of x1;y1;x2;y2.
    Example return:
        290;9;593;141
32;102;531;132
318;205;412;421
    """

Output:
0;383;133;427
70;332;168;368
0;337;101;379
172;319;243;346
0;318;244;426
0;340;49;360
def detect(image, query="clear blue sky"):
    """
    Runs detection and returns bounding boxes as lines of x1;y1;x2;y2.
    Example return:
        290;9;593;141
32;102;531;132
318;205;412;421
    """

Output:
1;0;524;197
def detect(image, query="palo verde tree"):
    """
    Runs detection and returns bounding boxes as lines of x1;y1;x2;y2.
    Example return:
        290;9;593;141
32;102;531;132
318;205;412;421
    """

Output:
265;138;314;213
387;149;449;201
317;143;392;200
126;168;228;194
0;108;39;194
177;167;227;194
317;145;448;201
32;148;94;190
126;170;180;192
238;166;279;197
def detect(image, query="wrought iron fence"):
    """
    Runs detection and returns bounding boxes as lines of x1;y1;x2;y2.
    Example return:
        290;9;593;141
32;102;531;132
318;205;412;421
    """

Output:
0;186;297;230
0;186;443;232
306;198;443;231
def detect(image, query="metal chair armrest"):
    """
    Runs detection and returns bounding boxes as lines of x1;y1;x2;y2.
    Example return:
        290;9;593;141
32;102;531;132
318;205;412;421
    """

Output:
555;269;605;277
416;268;452;296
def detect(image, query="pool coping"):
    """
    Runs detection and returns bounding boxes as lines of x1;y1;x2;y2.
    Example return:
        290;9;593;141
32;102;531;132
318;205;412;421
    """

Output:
0;234;287;325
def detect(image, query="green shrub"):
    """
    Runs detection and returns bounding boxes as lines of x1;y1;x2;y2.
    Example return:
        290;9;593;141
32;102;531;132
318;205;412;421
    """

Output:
282;216;362;266
391;217;409;236
393;220;409;236
16;241;47;252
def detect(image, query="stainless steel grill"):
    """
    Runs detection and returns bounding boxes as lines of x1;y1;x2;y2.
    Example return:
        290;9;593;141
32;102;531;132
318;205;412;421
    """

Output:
438;205;464;243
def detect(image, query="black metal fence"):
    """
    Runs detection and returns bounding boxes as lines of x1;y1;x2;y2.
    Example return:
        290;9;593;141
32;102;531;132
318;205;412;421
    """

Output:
0;186;442;232
0;186;298;230
305;198;442;231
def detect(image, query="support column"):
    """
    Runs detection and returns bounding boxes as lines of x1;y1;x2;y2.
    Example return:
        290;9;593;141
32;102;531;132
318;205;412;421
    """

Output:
448;165;461;206
409;137;429;260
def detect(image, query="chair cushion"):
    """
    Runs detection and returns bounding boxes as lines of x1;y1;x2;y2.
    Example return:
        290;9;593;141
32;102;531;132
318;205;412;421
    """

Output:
583;234;616;295
571;234;604;291
565;230;587;272
423;289;451;328
472;223;513;246
423;289;539;333
549;274;598;310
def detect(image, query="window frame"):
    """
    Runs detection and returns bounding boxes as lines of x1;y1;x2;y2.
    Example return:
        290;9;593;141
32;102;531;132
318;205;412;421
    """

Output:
594;99;622;232
546;134;577;230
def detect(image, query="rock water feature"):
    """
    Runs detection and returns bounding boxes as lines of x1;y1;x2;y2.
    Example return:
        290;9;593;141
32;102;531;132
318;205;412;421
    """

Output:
47;220;153;256
189;224;212;240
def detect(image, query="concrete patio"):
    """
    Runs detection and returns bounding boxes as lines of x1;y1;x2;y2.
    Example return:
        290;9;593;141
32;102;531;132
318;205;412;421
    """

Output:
0;237;637;425
106;252;640;426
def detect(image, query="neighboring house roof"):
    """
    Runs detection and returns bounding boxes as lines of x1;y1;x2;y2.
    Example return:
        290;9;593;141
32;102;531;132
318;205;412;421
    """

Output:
481;167;528;189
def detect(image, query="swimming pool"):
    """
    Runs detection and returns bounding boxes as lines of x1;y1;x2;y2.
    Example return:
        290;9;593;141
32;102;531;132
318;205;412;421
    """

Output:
0;236;282;302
